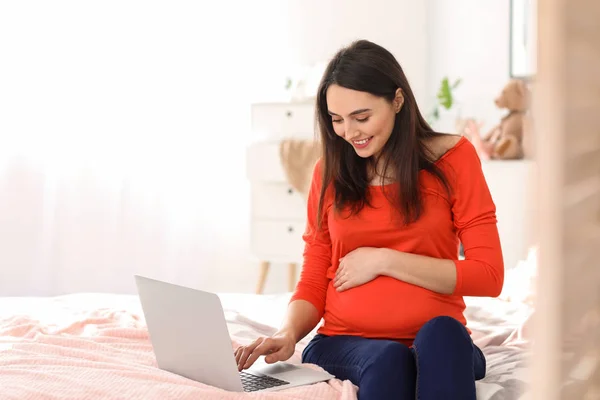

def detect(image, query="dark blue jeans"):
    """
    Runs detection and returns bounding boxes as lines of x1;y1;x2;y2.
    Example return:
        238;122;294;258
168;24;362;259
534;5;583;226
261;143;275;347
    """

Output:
302;316;486;400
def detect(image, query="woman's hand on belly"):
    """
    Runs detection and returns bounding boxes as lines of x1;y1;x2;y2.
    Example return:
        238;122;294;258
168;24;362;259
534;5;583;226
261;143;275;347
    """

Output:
333;247;386;292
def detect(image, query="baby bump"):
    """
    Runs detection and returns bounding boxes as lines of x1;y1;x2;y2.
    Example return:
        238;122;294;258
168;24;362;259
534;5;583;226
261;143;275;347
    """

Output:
324;276;462;337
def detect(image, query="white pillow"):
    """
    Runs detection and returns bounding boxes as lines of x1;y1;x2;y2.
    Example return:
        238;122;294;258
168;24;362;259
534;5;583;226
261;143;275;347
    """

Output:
499;246;538;305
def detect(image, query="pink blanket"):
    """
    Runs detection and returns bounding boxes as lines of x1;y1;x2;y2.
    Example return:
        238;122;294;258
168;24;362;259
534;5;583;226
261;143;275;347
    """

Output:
0;307;357;400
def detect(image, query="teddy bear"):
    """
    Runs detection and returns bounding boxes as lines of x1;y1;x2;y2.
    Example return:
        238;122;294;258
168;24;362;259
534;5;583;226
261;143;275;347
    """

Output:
464;79;531;160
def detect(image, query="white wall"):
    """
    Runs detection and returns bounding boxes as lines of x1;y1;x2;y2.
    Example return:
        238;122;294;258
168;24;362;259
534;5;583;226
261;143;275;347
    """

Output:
284;0;430;108
426;0;511;133
267;0;513;133
0;0;295;296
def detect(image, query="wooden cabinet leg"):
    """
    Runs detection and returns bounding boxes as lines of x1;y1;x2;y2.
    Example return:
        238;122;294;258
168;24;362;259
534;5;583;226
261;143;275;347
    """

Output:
288;262;297;292
256;261;270;294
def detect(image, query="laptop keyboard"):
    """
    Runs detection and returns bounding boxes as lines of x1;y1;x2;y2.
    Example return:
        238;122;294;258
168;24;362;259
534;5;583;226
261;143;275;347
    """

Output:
240;370;290;392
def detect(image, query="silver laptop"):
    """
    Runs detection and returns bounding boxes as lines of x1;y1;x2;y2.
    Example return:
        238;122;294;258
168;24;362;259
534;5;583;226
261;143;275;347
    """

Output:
134;275;334;393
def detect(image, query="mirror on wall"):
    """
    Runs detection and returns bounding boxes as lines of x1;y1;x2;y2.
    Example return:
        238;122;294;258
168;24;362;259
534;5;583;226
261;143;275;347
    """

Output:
510;0;537;79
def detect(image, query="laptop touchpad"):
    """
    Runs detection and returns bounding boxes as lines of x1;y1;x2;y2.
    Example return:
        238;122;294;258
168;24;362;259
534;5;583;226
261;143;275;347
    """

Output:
255;363;301;376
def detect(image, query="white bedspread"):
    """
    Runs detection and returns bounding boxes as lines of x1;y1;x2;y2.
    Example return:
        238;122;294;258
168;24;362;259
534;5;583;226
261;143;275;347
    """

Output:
221;293;534;400
0;292;533;400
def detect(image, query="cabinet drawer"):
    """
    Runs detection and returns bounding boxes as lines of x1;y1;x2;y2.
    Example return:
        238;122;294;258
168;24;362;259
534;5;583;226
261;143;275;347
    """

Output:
251;220;306;260
251;183;307;220
246;142;286;182
251;103;316;140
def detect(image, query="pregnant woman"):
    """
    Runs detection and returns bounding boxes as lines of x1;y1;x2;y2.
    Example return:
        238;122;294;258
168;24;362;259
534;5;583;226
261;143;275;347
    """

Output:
235;39;504;400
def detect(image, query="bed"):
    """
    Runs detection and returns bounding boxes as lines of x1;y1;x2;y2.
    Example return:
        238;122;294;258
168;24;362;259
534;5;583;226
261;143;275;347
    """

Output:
0;286;533;400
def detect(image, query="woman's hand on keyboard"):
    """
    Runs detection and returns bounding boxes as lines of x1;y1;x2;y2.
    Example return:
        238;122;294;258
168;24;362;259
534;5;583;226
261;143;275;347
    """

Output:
235;332;295;371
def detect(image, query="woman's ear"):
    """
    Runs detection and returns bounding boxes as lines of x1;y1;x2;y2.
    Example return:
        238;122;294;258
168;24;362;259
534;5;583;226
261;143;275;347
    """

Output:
393;88;404;113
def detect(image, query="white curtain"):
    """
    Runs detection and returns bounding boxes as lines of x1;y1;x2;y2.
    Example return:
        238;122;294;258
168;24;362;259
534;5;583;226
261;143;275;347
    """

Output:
0;1;294;296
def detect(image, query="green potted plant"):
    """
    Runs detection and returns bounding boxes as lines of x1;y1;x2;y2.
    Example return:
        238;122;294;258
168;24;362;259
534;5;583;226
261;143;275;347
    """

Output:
428;77;462;132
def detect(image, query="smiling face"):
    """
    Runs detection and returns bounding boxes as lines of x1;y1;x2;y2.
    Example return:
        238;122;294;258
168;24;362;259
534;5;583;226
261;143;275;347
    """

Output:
326;84;403;158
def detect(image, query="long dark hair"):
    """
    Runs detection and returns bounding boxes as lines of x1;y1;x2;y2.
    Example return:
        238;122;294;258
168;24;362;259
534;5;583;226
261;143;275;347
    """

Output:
316;39;452;227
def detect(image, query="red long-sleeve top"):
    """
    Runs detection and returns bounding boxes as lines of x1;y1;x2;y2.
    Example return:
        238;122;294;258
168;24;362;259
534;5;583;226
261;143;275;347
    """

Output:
290;137;504;343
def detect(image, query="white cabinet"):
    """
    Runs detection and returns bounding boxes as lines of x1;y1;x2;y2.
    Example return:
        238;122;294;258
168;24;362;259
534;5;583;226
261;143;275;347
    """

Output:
251;183;307;220
246;101;315;293
481;159;536;270
251;102;316;141
251;220;306;262
246;142;288;182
